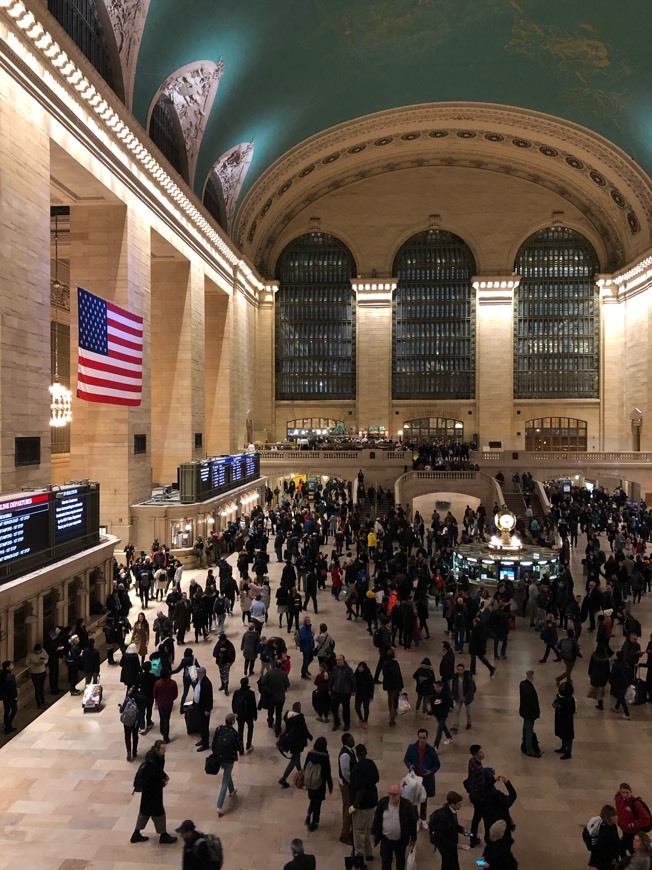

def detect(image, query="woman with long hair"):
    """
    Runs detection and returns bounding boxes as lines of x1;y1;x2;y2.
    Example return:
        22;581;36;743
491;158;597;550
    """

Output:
354;661;374;729
304;735;333;832
132;612;150;664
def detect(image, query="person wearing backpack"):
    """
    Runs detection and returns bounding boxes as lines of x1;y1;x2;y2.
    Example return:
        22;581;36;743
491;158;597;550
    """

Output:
212;713;243;817
615;783;652;857
176;819;223;870
171;647;199;712
278;701;313;788
130;739;177;845
304;735;333;832
213;592;227;636
585;805;620;869
556;628;580;684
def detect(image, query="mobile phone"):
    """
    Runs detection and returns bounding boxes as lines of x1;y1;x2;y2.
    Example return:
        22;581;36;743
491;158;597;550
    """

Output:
476;861;487;868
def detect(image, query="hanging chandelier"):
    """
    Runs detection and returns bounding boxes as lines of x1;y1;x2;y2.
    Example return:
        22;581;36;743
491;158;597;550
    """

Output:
50;213;72;427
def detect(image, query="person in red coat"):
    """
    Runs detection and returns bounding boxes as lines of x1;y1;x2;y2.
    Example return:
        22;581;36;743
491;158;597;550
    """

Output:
153;669;178;743
615;782;651;857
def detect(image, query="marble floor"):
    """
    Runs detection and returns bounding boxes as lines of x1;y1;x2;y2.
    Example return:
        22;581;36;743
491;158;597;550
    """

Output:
1;542;651;870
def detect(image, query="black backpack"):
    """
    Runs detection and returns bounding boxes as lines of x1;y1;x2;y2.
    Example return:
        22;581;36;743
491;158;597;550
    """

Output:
132;761;146;793
373;628;385;648
214;597;226;616
428;806;447;848
212;726;235;763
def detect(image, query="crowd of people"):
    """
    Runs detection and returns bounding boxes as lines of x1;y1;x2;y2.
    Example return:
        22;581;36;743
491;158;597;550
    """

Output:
2;474;651;869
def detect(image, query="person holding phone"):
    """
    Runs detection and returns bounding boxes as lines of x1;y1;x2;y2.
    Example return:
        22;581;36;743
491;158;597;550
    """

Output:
481;819;518;868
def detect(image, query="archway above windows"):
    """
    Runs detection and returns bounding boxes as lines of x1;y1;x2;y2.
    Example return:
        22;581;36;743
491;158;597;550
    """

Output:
525;417;587;452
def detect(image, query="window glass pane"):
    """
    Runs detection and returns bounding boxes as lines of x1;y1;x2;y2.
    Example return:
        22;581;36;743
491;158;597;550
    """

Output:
149;97;187;181
514;227;599;398
392;230;476;399
48;0;116;94
524;417;587;452
275;233;356;400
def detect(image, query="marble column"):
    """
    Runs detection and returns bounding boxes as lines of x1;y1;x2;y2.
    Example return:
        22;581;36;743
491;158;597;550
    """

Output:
354;281;395;435
68;204;152;542
151;260;205;483
253;284;276;444
204;281;232;454
474;278;520;449
0;75;51;489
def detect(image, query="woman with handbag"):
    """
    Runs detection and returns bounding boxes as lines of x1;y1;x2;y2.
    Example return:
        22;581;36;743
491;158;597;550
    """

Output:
304;736;333;832
170;648;198;712
131;613;150;665
277;701;313;788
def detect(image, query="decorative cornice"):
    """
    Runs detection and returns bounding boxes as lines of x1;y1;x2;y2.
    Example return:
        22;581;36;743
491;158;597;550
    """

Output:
0;0;268;297
352;279;396;305
148;59;224;186
597;251;652;302
473;275;520;304
234;103;652;274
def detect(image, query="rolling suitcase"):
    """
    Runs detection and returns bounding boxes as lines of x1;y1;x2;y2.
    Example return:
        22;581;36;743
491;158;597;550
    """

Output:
633;667;647;705
185;703;202;735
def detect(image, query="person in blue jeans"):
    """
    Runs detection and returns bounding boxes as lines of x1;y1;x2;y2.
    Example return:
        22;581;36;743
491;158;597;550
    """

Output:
212;713;243;817
170;648;197;711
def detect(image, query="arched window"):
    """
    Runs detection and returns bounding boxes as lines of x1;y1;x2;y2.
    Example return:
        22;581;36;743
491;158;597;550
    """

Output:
203;175;227;230
525;417;587;452
286;418;345;440
403;417;464;443
514;227;599;398
47;0;123;100
275;232;356;400
149;96;189;182
392;230;476;399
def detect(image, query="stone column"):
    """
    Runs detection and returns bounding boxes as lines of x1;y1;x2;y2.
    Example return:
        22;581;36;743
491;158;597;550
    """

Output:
151;260;205;483
0;74;51;489
353;281;395;435
204;280;232;454
598;279;623;451
253;284;276;444
68;204;152;542
474;278;520;449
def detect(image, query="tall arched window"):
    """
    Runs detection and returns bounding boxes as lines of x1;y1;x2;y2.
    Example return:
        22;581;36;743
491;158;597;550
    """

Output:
275;232;356;400
392;230;476;399
203;175;227;230
48;0;123;100
149;96;189;182
514;227;599;398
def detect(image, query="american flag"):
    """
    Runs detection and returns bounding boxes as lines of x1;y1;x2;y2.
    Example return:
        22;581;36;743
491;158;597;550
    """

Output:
77;287;143;407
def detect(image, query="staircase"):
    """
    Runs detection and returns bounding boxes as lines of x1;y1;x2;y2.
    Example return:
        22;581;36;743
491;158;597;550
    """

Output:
501;488;547;525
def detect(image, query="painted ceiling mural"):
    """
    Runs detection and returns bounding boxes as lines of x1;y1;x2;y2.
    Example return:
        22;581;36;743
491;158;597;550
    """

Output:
130;0;650;223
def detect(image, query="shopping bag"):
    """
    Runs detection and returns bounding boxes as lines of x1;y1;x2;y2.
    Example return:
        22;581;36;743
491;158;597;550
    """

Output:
397;690;411;714
406;844;417;870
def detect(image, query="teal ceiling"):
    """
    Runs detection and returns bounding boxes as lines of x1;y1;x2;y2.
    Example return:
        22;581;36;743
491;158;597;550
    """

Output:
133;0;652;210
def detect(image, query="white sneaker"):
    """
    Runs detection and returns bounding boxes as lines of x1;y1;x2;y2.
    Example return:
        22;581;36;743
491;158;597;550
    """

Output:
420;819;428;830
443;738;452;745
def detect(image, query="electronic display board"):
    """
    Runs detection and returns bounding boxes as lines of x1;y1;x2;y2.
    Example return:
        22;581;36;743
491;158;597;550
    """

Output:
228;454;244;484
0;493;50;565
179;453;260;503
54;487;88;544
210;458;228;492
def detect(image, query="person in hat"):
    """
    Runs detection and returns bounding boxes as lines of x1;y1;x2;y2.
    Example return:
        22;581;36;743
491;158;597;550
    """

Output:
175;819;213;869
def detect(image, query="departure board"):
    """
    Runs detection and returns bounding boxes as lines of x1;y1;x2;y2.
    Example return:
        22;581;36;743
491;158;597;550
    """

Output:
179;453;260;503
0;493;50;565
54;487;88;544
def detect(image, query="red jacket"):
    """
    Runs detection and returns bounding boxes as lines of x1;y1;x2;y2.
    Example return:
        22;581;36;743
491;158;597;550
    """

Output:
153;677;179;711
615;793;651;834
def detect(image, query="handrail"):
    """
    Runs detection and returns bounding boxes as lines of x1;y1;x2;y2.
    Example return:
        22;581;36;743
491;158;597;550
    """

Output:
473;450;652;464
394;470;482;505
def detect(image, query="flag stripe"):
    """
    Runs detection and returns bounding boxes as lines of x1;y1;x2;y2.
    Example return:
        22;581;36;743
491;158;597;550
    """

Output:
77;287;143;407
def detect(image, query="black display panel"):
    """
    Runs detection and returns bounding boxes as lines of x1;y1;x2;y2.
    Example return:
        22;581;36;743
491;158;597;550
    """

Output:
54;487;88;544
179;453;260;503
0;493;50;565
210;459;228;492
228;454;244;484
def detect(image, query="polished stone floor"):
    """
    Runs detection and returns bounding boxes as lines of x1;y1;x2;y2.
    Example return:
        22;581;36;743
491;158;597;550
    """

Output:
1;540;651;870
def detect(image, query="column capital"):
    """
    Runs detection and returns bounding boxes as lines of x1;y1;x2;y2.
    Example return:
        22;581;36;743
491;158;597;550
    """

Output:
473;275;520;304
352;279;396;305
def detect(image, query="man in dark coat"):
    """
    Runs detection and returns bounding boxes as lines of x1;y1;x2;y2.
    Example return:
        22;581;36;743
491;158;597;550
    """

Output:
382;649;404;727
43;626;64;694
130;740;177;844
174;593;191;645
518;670;541;757
194;667;214;751
176;820;212;870
231;676;258;753
284;838;316;870
371;784;418;870
428;790;467;870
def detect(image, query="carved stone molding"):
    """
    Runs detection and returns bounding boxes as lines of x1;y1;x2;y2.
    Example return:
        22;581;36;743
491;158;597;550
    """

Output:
234;103;652;272
148;60;224;186
100;0;151;110
206;140;255;234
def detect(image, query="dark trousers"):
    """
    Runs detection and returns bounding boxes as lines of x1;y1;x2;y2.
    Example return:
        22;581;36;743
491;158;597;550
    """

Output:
304;592;318;613
379;837;407;870
48;658;60;693
31;672;46;706
373;654;387;682
470;653;493;675
470;797;488;839
3;697;17;731
438;845;460;870
355;696;370;723
199;711;210;747
68;664;80;693
267;700;283;734
307;793;324;825
331;692;351;729
237;717;254;750
124;724;139;756
159;707;171;740
144;698;154;727
139;587;150;608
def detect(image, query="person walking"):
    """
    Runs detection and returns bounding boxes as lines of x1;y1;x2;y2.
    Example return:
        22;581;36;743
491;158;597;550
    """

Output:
450;662;475;732
153;668;178;743
439;641;455;690
261;659;290;735
518;670;542;757
26;644;49;708
330;654;356;732
129;739;177;844
304;735;333;832
373;622;393;684
354;661;375;729
428;790;468;870
212;712;244;817
588;646;611;711
171;647;198;712
278;701;313;788
615;783;651;857
81;638;100;685
404;728;441;828
539;615;562;664
241;624;259;677
467;744;489;847
371;782;418;870
66;634;82;696
350;743;380;862
299;615;315;680
609;651;632;720
193;666;214;751
0;660;18;734
382;649;404;728
132;612;150;663
587;804;620;870
231;676;257;754
412;656;436;715
552;680;576;759
213;633;236;696
556;628;580;685
469;618;496;677
175;819;214;869
120;643;141;689
336;732;356;844
432;680;453;749
284;838;317;870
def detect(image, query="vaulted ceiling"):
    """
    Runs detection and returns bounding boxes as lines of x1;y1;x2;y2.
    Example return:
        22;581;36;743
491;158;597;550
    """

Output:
130;0;651;209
